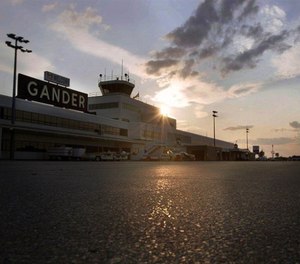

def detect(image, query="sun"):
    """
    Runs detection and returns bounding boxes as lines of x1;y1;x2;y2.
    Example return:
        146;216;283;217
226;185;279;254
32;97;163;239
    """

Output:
160;105;170;116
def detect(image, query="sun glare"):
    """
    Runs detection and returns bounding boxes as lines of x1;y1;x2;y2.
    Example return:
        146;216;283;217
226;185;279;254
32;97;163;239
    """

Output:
160;105;170;116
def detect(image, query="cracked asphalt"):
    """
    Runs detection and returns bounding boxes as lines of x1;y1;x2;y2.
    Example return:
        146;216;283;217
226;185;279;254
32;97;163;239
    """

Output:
1;161;300;263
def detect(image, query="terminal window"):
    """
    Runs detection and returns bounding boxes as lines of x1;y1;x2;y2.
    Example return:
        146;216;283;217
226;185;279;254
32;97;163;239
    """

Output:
89;102;119;110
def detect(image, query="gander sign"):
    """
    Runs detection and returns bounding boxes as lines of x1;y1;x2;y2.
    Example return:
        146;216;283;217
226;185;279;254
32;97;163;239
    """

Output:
18;74;88;112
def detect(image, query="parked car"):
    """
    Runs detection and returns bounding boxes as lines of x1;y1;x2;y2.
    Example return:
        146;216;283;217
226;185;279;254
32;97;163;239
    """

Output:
171;152;195;161
100;152;115;161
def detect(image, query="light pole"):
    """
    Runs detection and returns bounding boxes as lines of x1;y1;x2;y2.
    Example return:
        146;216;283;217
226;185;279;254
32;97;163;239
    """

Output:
246;127;249;150
5;33;32;160
212;110;218;147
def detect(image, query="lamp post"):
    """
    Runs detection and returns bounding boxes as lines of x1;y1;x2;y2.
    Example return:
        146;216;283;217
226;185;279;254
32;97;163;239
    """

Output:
5;33;32;160
212;110;218;147
246;127;249;150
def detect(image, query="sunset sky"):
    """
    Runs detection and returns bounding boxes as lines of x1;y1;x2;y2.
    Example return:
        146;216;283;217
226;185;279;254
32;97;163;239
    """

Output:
1;0;300;157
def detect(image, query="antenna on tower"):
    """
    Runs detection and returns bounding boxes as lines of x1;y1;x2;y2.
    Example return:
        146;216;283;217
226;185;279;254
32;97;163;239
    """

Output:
121;59;123;80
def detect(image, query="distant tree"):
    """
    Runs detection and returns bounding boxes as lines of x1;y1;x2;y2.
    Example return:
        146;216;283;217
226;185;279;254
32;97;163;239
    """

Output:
276;153;279;158
259;150;265;158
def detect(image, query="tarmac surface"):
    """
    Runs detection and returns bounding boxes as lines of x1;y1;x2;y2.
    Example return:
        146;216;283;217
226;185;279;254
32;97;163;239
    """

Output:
0;161;300;263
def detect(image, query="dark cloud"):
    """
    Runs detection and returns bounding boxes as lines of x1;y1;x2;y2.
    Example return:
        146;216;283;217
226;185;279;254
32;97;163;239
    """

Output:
290;121;300;129
241;24;264;39
145;0;299;79
238;0;259;20
199;46;219;59
222;53;257;75
294;26;300;43
221;0;254;22
166;0;258;48
221;31;291;75
166;0;219;48
179;59;199;79
145;59;178;76
154;47;186;59
165;0;260;52
224;125;253;131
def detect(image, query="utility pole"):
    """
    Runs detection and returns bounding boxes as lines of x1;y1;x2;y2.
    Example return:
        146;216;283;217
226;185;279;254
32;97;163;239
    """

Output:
212;111;218;147
5;33;32;160
246;127;249;150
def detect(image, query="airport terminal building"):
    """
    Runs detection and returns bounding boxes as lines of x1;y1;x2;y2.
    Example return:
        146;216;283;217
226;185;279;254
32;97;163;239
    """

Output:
0;72;250;160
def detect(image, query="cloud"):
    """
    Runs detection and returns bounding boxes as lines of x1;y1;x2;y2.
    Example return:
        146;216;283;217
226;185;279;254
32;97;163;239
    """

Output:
224;125;254;131
259;5;286;34
165;0;259;49
165;0;219;48
145;59;178;76
272;43;300;79
0;44;53;79
55;5;103;30
21;53;55;79
290;121;300;129
49;5;146;78
143;0;300;120
152;47;186;59
145;0;300;79
150;73;226;109
227;82;262;98
151;79;190;108
221;30;291;75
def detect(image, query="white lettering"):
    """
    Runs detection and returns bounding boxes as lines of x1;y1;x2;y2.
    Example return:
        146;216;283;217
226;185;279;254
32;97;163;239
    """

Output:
62;90;70;104
79;95;85;109
52;87;60;102
71;93;77;107
25;76;86;111
27;81;38;96
40;85;50;100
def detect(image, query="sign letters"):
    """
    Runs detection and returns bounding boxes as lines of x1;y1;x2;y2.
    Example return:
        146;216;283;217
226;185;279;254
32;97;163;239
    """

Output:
44;71;70;87
17;74;88;112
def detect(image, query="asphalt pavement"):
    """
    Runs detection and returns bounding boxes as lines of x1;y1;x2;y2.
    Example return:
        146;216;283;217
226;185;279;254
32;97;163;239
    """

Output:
0;161;300;263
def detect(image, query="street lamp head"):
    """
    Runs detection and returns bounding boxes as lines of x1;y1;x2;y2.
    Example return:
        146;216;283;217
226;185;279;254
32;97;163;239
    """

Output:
21;48;32;53
5;41;12;46
20;39;29;43
7;33;16;39
213;114;218;118
6;34;30;43
213;110;218;114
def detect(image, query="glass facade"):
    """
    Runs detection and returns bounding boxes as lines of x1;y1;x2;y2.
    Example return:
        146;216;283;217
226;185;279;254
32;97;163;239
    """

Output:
0;106;127;136
0;106;128;152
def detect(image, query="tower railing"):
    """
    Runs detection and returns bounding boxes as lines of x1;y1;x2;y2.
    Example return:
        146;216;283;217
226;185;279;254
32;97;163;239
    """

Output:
98;74;135;85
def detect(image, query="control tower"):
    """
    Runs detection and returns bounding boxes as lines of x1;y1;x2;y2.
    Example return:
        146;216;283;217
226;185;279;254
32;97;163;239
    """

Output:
98;73;135;97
